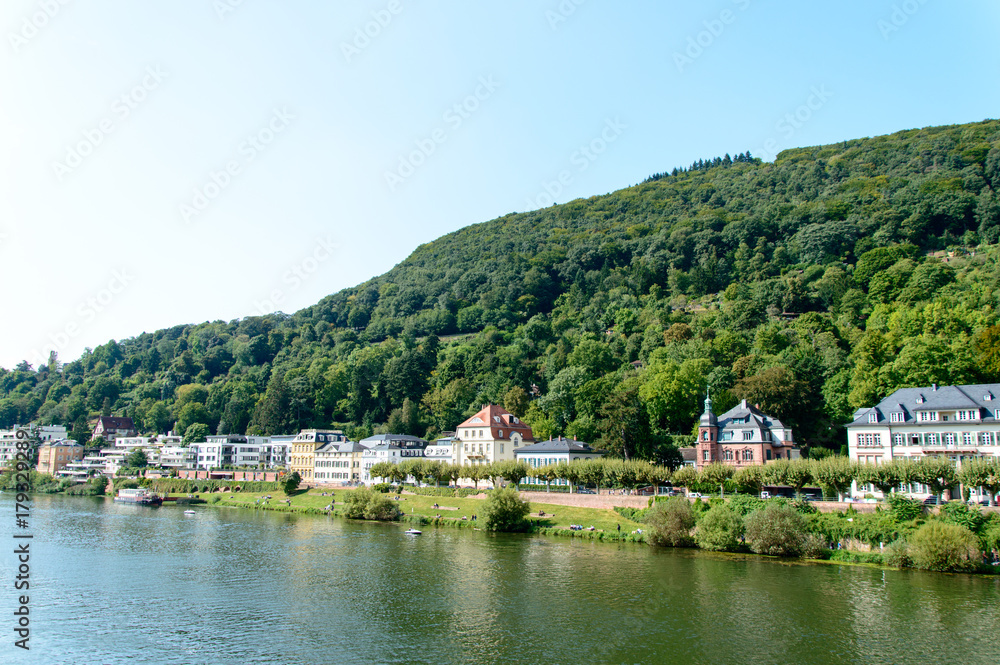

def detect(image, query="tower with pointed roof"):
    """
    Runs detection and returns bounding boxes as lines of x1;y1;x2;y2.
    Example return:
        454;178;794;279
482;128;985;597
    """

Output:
696;393;719;468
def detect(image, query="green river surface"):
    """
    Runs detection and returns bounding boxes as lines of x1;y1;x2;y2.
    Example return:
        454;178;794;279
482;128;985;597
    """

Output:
1;494;998;665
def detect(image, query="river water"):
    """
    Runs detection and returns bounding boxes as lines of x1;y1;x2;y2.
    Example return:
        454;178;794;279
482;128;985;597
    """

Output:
1;494;998;664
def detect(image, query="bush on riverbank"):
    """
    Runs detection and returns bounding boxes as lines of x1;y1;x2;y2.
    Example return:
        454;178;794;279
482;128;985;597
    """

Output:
646;497;695;547
908;521;981;572
694;504;744;552
745;503;808;556
343;487;401;521
481;487;531;532
64;477;108;496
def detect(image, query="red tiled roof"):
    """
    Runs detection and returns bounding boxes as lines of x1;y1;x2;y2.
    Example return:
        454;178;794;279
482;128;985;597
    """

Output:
457;404;534;442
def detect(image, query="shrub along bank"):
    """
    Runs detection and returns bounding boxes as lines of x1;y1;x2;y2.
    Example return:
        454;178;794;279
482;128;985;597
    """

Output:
640;494;1000;574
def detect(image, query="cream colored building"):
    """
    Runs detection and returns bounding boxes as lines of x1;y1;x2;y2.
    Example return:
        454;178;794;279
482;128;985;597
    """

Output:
454;405;534;466
289;429;345;484
37;439;84;475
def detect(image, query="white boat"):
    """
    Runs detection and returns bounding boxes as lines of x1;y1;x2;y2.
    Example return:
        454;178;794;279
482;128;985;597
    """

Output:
114;488;162;506
404;528;422;535
183;510;196;515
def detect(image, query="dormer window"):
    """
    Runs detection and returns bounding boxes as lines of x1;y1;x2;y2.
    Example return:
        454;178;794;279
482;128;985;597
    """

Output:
890;412;904;423
985;393;994;401
916;395;925;404
868;412;878;423
498;430;503;438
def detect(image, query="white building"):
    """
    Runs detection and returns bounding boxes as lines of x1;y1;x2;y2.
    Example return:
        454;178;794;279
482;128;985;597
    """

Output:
360;434;428;483
515;437;605;486
0;425;69;468
424;437;457;464
314;441;367;484
846;383;1000;499
454;405;534;467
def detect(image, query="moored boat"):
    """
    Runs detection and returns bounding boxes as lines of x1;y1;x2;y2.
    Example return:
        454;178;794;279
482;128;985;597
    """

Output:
183;509;196;515
404;528;422;535
114;488;162;506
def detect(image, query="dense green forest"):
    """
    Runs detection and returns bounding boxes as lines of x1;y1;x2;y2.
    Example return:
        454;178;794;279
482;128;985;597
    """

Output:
5;119;1000;462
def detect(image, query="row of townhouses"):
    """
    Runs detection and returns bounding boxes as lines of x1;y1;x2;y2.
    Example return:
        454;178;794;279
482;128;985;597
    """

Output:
7;384;999;500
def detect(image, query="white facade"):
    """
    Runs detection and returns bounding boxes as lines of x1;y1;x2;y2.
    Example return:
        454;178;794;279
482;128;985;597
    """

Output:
847;383;1000;499
515;437;604;486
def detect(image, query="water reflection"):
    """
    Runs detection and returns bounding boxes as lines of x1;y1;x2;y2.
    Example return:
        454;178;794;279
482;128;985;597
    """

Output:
2;495;998;665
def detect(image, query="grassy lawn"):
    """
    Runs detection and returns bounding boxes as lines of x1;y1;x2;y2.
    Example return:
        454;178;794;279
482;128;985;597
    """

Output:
215;487;645;535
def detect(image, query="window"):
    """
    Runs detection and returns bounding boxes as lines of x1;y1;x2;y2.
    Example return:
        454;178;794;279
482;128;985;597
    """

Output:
927;434;938;445
703;450;710;461
722;449;733;461
498;430;503;438
741;449;753;462
868;412;878;423
893;434;903;445
890;412;904;423
742;431;753;441
766;449;772;460
702;431;709;441
963;432;973;445
919;412;929;422
945;433;955;445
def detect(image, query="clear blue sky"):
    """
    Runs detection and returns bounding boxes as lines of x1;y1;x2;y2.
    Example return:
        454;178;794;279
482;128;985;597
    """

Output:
1;0;998;370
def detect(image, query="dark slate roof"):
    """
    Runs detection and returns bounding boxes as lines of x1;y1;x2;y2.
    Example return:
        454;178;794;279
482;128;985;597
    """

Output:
514;438;603;455
360;434;427;447
94;416;135;430
335;441;366;453
847;383;1000;427
717;400;788;431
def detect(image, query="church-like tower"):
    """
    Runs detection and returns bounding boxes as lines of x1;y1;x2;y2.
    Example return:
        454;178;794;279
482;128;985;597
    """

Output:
695;393;719;469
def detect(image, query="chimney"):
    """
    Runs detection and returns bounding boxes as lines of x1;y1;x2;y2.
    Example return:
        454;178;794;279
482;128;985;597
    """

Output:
932;384;937;391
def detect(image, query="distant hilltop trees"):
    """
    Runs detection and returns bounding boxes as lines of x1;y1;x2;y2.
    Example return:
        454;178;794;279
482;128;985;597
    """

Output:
643;151;760;184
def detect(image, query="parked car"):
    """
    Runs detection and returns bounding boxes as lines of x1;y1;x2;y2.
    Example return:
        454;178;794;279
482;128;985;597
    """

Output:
760;491;771;499
688;492;703;498
576;487;595;494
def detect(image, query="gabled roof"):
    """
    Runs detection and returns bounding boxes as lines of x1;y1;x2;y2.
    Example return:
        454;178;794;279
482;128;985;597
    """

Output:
94;416;136;431
847;383;1000;427
457;405;534;442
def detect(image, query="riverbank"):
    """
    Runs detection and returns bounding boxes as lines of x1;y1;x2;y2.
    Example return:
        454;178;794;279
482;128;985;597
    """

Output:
212;487;651;542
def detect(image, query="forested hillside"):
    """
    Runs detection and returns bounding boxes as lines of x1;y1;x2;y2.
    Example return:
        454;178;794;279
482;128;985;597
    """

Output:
5;119;1000;462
